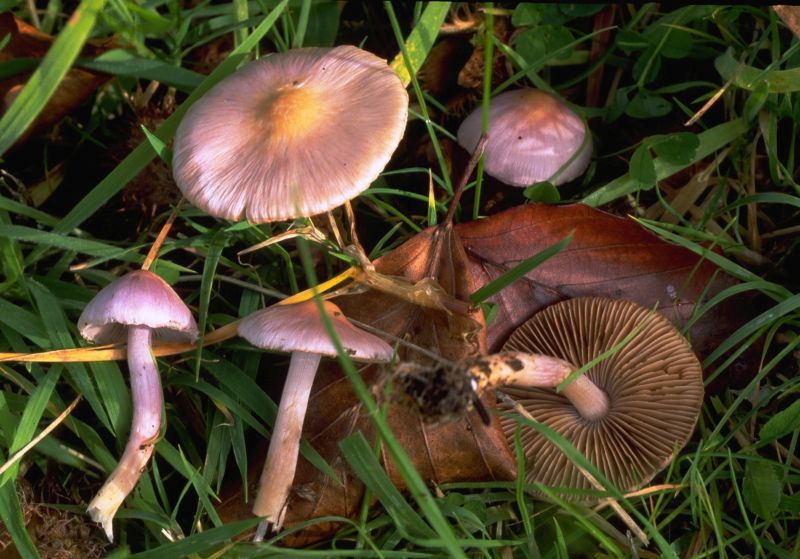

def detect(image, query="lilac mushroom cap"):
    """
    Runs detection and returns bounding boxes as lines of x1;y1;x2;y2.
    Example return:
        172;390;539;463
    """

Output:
172;45;409;223
78;269;198;344
238;299;393;361
457;89;592;187
498;297;703;499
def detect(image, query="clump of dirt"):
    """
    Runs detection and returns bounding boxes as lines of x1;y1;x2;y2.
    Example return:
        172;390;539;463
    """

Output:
0;478;109;559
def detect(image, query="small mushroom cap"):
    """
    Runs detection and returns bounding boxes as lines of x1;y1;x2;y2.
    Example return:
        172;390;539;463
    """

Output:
78;270;199;345
173;45;409;223
238;300;393;362
498;297;703;498
457;89;592;187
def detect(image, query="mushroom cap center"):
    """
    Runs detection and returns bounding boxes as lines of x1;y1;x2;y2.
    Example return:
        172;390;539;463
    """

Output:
258;83;323;140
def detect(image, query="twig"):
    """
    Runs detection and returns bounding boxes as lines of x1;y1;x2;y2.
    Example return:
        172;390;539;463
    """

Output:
444;134;488;226
142;199;184;271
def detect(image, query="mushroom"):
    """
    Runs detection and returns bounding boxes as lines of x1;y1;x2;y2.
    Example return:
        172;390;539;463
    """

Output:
457;89;592;187
238;299;393;535
78;270;198;540
172;45;409;223
486;297;703;498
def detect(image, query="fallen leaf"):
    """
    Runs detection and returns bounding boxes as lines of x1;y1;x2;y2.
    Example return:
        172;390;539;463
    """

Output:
0;13;111;150
456;203;758;379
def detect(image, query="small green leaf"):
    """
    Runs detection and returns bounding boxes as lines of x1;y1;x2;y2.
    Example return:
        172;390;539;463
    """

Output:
540;25;575;60
512;29;545;63
605;87;629;122
657;27;694;60
629;144;657;188
743;460;782;520
626;90;672;118
511;4;542;27
760;400;800;442
649;132;700;165
523;181;560;203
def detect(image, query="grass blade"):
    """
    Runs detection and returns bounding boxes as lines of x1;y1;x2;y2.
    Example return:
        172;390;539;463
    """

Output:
582;118;748;207
0;0;106;156
469;231;573;306
0;483;40;559
340;432;436;540
387;1;450;88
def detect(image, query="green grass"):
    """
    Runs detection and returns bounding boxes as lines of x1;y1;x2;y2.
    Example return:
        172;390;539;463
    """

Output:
1;2;800;558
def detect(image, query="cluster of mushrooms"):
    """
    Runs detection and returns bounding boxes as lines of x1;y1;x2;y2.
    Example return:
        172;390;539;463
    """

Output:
75;45;703;541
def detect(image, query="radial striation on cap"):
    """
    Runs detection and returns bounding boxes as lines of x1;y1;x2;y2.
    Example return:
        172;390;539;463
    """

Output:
78;270;199;345
457;89;592;187
173;45;409;223
238;300;393;362
498;297;703;498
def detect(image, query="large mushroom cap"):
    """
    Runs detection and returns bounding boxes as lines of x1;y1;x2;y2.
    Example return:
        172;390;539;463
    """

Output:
498;297;703;498
238;300;393;362
173;45;409;223
78;270;198;345
457;89;592;187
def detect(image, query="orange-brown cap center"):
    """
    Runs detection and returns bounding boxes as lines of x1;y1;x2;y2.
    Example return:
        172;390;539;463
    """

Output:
257;83;324;140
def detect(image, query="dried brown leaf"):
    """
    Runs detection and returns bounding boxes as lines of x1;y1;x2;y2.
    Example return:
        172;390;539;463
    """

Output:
0;13;112;149
456;203;756;373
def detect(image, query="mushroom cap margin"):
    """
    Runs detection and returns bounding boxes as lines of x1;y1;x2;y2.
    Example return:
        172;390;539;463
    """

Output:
457;89;592;187
78;270;199;345
238;300;393;363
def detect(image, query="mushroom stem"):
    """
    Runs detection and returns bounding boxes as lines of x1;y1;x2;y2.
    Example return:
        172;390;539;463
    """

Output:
480;352;610;421
88;325;161;541
252;350;321;537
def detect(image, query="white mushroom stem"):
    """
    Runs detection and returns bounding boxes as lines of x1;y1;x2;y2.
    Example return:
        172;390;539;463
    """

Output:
480;352;609;421
88;326;161;541
253;350;321;539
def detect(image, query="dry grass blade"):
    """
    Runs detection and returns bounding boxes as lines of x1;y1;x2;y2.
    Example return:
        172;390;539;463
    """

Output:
141;198;184;271
0;396;81;476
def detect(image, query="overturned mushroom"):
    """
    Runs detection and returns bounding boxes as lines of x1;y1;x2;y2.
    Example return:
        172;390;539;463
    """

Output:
238;300;393;538
491;297;703;497
78;270;198;540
